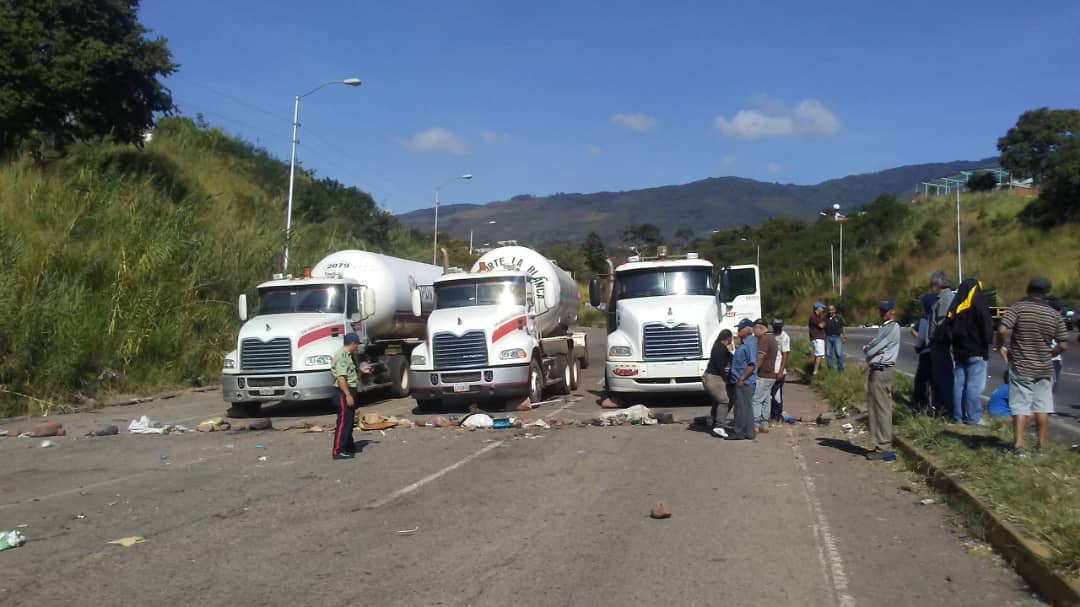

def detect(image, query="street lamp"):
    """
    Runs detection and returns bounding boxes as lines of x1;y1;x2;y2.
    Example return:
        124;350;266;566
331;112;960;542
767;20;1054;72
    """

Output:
821;203;845;297
432;174;473;265
955;187;963;282
282;77;362;274
739;237;760;267
469;220;497;255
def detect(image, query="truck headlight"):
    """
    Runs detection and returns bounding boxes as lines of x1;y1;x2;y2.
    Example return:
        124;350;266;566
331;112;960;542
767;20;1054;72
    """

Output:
608;346;632;357
411;354;426;366
223;358;236;369
304;355;333;367
500;348;527;360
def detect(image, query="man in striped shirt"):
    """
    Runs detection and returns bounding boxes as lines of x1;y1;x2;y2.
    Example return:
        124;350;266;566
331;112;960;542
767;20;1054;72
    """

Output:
996;277;1069;457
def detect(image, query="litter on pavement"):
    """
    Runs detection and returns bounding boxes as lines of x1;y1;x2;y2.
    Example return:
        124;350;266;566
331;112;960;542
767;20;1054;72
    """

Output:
1;529;27;551
396;526;420;536
650;501;673;519
108;536;146;547
128;416;191;434
30;422;65;437
358;413;399;431
599;404;653;426
39;440;57;448
461;413;495;430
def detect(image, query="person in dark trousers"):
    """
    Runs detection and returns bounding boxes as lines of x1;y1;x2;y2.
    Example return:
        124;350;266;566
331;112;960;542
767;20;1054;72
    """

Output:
703;329;734;438
770;318;791;423
824;303;847;371
947;278;995;425
911;293;937;413
927;271;955;417
996;277;1069;457
727;319;758;441
331;333;361;460
864;300;900;460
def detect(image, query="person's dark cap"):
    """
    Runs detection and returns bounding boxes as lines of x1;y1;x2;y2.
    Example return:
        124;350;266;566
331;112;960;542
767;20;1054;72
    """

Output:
1027;276;1051;295
772;317;785;327
753;318;768;327
343;332;361;345
878;299;895;312
737;318;754;330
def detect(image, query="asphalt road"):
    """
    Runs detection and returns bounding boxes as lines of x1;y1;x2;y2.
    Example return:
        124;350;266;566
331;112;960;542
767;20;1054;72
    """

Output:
843;327;1080;444
0;328;1039;606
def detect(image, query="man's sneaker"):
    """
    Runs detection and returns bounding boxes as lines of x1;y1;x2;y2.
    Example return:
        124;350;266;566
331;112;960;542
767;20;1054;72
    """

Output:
1033;447;1048;458
866;450;895;461
712;426;729;439
332;452;355;460
1010;448;1028;459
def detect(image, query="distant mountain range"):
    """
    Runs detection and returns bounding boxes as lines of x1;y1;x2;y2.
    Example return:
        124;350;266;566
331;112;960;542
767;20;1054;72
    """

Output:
397;158;997;244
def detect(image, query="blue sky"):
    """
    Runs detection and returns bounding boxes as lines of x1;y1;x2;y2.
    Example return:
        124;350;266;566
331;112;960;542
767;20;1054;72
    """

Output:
142;0;1080;214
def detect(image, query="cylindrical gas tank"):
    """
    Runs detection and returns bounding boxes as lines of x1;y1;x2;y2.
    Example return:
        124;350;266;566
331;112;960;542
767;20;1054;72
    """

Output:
471;246;579;336
312;250;443;341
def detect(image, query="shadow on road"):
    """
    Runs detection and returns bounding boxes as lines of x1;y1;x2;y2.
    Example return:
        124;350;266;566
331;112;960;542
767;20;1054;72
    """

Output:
816;437;871;457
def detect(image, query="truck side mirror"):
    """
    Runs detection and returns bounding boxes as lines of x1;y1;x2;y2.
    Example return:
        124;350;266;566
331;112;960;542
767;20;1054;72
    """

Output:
717;268;732;304
238;294;248;322
354;288;365;319
411;289;422;318
588;276;602;308
362;286;376;319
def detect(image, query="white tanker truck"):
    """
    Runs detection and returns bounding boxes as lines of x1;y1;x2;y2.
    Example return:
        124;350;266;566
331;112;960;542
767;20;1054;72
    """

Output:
408;245;588;409
222;250;443;417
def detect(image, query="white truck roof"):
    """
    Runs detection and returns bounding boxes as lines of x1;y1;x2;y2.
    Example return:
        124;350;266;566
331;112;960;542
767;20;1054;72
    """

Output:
256;276;352;290
435;270;525;284
614;258;714;273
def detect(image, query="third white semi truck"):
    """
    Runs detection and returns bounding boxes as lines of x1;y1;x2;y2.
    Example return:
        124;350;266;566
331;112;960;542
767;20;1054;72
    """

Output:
589;252;760;399
408;246;588;409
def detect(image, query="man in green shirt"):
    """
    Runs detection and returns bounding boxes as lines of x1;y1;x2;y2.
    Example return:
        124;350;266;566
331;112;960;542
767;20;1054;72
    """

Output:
331;333;361;460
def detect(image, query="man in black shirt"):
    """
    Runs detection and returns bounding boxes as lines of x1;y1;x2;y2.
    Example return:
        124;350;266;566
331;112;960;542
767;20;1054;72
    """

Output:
825;304;847;372
703;329;734;437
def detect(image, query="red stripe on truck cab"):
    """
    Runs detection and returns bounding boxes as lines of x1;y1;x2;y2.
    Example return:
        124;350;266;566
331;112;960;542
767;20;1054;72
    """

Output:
491;315;526;343
298;324;346;348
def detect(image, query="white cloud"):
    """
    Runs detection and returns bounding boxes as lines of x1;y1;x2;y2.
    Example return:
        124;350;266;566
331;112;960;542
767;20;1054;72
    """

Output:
398;127;470;155
714;98;840;139
611;112;656;132
481;130;511;144
766;162;782;175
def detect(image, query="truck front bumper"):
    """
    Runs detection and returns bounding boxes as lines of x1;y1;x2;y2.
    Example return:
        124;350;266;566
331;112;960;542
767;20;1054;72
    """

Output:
605;359;709;393
409;364;530;402
222;371;336;403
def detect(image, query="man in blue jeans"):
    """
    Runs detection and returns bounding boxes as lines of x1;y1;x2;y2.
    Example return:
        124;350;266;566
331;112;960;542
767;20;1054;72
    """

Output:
824;303;846;371
946;278;994;424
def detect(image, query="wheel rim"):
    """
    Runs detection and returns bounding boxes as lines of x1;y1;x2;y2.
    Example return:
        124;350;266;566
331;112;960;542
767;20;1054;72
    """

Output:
400;365;410;392
530;363;543;402
564;359;572;386
571;358;579;387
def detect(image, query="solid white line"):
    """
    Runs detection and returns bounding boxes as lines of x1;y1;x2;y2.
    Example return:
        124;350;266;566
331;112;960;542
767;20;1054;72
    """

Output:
792;442;857;607
366;440;503;509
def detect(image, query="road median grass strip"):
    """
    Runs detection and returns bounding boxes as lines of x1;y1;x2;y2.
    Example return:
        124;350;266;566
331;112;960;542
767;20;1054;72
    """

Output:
789;338;1080;596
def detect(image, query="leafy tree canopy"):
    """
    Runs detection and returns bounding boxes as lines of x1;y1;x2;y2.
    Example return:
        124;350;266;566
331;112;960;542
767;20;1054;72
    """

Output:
580;231;607;275
997;108;1079;182
621;223;663;253
966;172;998;192
0;0;177;158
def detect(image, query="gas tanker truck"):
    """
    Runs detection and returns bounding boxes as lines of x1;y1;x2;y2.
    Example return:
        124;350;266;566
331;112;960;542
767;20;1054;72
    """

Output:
408;245;589;409
221;250;443;417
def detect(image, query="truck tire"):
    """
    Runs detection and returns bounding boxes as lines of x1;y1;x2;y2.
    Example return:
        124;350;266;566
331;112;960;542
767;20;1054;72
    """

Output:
528;358;544;404
387;355;410;398
569;356;580;391
554;355;571;395
226;402;261;419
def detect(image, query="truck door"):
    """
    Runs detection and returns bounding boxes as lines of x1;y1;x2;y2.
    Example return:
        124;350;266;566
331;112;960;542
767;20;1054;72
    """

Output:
717;265;761;324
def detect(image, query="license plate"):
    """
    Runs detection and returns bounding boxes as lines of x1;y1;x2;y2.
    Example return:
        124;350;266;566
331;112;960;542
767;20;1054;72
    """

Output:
257;388;276;396
452;383;470;393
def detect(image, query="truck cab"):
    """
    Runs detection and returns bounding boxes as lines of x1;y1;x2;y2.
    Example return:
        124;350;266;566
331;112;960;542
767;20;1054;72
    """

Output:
590;253;760;398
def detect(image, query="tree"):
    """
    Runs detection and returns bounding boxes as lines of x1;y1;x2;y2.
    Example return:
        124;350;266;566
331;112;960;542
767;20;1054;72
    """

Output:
673;227;696;250
1023;137;1080;226
580;231;607;275
0;0;177;158
997;108;1080;183
966;172;998;192
621;223;663;253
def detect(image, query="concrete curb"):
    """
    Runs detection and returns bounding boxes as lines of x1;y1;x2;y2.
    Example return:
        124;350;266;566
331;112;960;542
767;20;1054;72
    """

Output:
894;436;1080;607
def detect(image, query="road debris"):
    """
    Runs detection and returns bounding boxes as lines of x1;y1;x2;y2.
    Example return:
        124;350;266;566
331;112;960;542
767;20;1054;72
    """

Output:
197;416;232;432
841;423;854;433
108;536;146;547
600;398;620;409
396;526;420;536
257;456;269;462
30;422;65;437
654;412;675;424
600;404;653;426
1;529;27;551
815;414;831;426
91;425;120;437
359;413;398;431
255;444;266;449
39;440;57;448
461;413;495;430
523;419;550;429
919;498;936;505
650;501;673;519
128;415;190;434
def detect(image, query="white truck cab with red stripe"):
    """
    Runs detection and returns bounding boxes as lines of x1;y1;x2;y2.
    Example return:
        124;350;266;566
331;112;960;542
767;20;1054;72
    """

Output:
221;250;443;418
408;246;588;409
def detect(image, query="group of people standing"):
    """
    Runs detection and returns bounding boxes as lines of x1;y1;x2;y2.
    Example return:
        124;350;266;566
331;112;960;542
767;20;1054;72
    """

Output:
808;302;848;374
702;318;791;440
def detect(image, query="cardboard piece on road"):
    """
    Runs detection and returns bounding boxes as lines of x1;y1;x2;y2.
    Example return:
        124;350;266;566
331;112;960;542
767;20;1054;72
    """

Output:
108;536;146;547
359;413;399;431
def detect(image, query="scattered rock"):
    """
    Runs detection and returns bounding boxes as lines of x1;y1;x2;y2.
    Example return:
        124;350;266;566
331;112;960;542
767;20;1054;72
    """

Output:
94;425;120;437
815;414;831;426
433;417;455;428
600;398;620;409
692;415;710;427
247;418;273;431
514;399;533;412
650;501;672;519
655;412;675;425
30;422;65;437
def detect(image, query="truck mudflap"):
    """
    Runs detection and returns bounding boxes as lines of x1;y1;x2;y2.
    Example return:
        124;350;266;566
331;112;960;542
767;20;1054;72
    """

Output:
222;371;337;403
605;359;709;393
409;363;530;401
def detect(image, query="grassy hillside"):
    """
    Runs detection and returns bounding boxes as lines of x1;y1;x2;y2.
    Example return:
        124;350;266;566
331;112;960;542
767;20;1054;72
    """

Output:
0;117;436;416
701;190;1079;324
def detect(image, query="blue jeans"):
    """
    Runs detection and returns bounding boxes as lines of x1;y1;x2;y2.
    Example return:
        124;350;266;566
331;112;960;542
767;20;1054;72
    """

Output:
953;356;987;423
825;335;845;370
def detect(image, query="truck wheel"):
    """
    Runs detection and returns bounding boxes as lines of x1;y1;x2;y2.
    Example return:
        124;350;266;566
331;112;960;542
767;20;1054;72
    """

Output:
528;359;544;404
387;355;410;398
569;356;580;391
554;355;571;395
226;402;261;419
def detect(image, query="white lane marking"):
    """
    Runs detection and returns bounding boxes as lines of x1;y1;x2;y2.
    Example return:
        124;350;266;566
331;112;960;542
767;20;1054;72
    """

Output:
366;441;503;509
1063;371;1080;379
792;442;857;607
547;399;577;417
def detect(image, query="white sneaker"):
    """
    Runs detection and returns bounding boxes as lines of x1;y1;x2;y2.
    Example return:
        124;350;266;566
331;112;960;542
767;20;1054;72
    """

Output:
712;427;729;438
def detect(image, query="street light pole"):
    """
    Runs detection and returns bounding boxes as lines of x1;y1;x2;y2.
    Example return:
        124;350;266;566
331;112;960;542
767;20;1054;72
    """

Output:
283;77;362;274
833;203;843;298
432;174;473;265
956;187;963;282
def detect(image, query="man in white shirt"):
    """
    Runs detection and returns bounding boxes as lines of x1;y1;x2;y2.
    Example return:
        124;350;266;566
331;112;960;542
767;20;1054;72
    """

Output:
770;317;791;424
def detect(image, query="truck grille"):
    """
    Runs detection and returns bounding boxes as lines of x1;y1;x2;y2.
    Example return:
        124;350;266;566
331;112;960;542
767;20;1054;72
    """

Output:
432;331;488;370
240;338;292;371
642;323;702;360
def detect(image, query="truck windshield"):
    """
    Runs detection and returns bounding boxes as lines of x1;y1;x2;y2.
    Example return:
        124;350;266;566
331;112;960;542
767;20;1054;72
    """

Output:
436;277;526;309
616;268;712;300
258;285;346;315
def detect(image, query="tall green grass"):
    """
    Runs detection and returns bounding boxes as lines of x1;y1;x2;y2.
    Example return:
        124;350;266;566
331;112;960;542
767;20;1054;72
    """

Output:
0;117;434;416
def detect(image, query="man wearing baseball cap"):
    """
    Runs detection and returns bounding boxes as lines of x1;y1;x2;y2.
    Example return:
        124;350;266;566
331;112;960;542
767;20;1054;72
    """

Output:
727;318;758;440
863;299;900;461
996;277;1069;457
330;333;362;460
